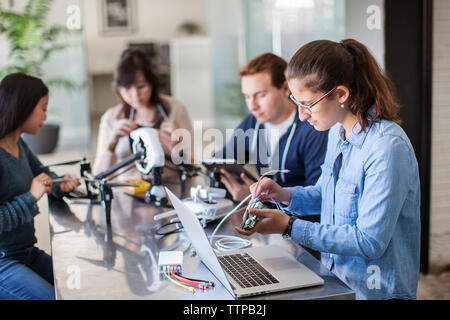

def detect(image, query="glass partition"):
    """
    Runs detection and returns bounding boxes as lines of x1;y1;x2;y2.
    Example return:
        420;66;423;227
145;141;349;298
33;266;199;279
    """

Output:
209;0;382;131
45;0;90;151
0;0;91;152
267;0;346;60
1;0;386;153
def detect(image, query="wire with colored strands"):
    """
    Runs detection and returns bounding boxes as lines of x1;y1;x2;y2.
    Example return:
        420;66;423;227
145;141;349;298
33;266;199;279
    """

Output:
257;193;284;212
163;270;195;294
163;265;214;292
209;169;290;252
181;276;215;288
170;272;214;290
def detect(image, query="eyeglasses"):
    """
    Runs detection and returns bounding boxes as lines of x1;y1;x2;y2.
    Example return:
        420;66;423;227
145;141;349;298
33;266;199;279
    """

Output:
289;87;337;114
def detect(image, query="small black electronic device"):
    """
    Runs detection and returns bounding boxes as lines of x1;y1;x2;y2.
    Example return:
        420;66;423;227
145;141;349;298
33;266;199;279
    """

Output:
202;159;258;185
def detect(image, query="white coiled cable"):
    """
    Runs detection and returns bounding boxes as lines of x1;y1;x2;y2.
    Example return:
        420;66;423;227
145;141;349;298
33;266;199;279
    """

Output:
209;194;253;252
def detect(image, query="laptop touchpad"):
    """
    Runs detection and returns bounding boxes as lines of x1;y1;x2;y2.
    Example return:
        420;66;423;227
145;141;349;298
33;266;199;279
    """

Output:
262;257;301;271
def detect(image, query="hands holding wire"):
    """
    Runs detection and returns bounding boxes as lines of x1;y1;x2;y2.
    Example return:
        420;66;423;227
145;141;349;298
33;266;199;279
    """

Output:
111;119;138;145
235;208;291;236
249;177;292;205
30;173;54;201
234;174;292;237
159;121;181;153
58;174;81;193
30;173;81;201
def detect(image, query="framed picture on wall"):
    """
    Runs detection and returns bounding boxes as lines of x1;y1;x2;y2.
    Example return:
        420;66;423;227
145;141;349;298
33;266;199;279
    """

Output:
100;0;136;34
0;0;15;10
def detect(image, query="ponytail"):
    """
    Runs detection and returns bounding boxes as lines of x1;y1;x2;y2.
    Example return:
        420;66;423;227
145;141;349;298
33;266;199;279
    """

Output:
286;39;401;131
341;39;401;129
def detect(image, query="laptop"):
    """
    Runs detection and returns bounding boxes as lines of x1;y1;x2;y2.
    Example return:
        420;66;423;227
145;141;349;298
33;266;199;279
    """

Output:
165;188;324;298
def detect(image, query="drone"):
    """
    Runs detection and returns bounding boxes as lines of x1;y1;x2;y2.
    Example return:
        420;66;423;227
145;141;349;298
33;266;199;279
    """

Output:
44;128;187;266
44;128;206;206
45;128;237;267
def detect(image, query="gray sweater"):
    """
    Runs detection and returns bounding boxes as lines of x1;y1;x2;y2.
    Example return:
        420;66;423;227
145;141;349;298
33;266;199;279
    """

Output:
0;138;63;252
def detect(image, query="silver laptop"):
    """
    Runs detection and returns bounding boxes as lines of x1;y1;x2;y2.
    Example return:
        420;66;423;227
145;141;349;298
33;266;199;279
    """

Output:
165;188;324;298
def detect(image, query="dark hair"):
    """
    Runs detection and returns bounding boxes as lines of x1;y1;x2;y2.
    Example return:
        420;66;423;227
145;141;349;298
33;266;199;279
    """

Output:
239;53;288;89
0;73;49;139
113;47;169;118
286;39;401;131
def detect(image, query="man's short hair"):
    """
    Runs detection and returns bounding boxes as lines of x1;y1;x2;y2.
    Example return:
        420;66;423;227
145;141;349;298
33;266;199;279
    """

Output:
238;53;287;89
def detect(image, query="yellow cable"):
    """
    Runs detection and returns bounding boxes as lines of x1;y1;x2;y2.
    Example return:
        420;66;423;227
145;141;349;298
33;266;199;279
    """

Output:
164;271;195;294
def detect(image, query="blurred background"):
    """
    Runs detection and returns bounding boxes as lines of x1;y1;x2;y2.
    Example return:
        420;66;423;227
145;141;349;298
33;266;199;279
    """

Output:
0;0;448;299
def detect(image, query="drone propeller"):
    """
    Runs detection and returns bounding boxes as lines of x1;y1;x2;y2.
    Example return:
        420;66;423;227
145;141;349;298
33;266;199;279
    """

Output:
76;178;139;188
103;182;141;188
42;158;87;169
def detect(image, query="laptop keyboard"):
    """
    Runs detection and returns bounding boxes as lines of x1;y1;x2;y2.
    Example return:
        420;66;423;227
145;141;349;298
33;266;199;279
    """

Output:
218;253;280;289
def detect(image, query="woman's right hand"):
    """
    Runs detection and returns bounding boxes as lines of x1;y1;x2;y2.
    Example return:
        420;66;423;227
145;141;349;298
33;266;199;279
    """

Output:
250;177;291;205
111;119;138;144
30;173;53;201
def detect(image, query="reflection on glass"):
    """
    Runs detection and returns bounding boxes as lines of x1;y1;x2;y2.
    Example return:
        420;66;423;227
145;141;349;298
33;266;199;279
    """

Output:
210;0;346;131
265;0;346;59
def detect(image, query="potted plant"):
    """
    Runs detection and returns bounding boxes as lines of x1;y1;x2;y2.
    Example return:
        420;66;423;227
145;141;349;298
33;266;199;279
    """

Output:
0;0;79;154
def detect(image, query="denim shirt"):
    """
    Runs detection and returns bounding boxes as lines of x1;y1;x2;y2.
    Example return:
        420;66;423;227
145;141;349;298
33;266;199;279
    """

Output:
285;119;421;300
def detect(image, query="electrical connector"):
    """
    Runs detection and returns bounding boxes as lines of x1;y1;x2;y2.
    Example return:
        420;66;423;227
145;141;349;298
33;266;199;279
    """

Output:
158;251;183;280
241;199;263;230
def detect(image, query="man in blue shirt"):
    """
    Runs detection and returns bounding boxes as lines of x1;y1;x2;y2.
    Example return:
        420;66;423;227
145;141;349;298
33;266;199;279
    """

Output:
215;53;328;202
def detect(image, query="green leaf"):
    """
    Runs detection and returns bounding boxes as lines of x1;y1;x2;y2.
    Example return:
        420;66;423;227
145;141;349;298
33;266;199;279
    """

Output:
45;77;81;92
34;0;54;21
0;0;77;89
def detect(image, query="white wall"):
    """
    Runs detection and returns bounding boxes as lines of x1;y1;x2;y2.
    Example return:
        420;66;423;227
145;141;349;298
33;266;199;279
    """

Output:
83;0;208;74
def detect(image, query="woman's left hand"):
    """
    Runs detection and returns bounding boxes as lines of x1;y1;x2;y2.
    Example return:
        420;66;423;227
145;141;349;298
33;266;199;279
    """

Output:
220;169;254;202
59;174;81;193
235;208;291;236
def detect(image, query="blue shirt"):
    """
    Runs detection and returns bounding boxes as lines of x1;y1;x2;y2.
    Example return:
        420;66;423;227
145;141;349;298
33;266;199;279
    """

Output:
285;119;421;300
216;110;328;187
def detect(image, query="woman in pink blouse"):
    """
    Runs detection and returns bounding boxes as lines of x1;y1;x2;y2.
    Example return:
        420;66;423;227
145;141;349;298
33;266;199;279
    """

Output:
93;48;194;182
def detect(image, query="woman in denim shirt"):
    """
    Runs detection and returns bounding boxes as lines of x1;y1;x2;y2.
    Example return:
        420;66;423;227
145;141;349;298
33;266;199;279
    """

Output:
236;39;421;300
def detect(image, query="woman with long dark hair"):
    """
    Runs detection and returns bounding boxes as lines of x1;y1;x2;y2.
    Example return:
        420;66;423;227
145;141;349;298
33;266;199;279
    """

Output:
236;39;421;300
93;48;194;178
0;73;80;300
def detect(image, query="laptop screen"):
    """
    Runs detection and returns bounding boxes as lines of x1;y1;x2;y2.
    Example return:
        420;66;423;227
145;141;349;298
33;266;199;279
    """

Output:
165;188;234;294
